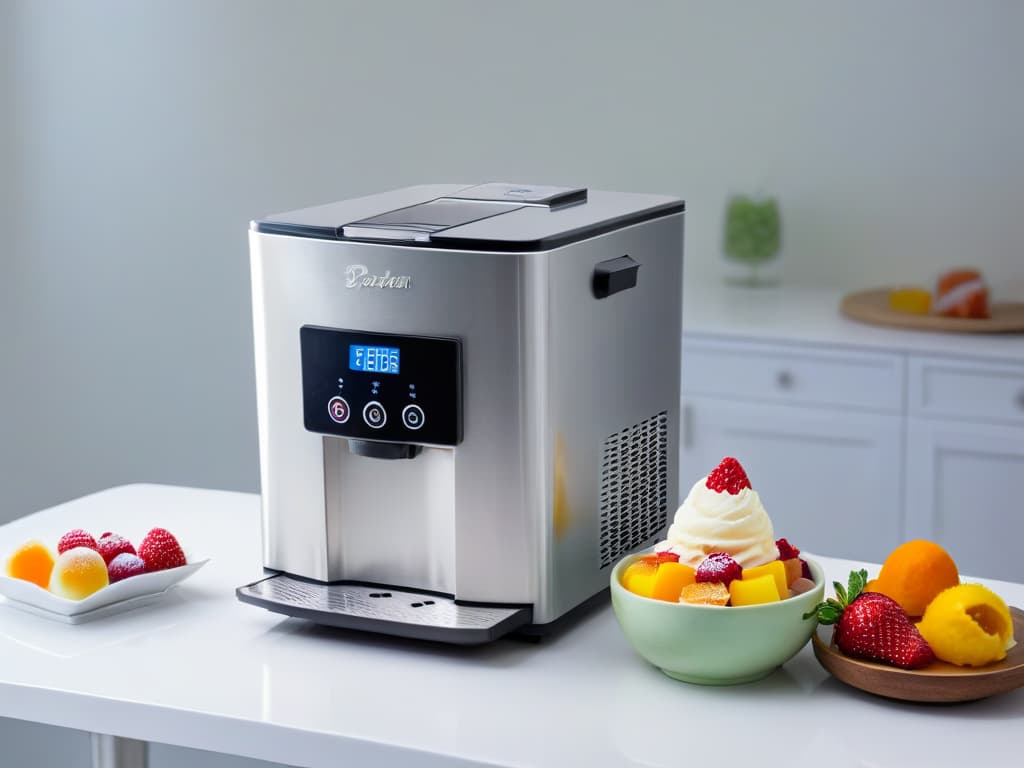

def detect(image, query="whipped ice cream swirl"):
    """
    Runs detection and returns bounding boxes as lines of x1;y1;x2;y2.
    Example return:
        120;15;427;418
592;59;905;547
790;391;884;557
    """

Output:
657;478;776;568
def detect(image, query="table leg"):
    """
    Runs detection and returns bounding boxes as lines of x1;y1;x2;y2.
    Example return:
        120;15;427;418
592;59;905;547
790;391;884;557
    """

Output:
90;733;148;768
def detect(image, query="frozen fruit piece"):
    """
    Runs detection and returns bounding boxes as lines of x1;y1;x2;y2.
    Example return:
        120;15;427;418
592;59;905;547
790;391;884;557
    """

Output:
917;584;1014;667
729;573;781;606
652;550;680;563
776;538;800;560
5;540;56;589
695;552;742;586
806;569;935;669
680;581;730;606
800;559;812;580
57;529;98;555
49;547;109;600
622;559;659;597
741;560;788;599
138;527;187;572
705;457;752;495
107;553;147;583
96;533;136;565
789;577;817;596
650;561;696;602
783;558;803;587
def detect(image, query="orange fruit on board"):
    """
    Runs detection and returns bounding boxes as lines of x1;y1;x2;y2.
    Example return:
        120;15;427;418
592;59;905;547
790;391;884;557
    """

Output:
871;540;959;617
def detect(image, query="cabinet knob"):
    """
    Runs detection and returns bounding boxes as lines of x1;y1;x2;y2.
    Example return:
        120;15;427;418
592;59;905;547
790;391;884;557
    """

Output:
776;370;795;390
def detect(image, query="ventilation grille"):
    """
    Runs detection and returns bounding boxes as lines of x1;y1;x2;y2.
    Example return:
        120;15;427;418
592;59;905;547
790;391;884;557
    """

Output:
599;411;669;569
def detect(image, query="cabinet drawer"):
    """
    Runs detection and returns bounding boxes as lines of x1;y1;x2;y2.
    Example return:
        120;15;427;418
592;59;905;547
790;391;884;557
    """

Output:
909;356;1024;425
681;337;904;412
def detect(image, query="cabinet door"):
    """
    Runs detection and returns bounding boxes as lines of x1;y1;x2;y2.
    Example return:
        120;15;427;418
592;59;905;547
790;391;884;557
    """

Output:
681;397;903;563
906;418;1024;582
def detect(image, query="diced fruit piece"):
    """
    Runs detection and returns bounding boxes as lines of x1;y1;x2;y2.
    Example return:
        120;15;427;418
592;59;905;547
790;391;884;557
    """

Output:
705;457;752;495
622;560;659;597
96;533;136;565
652;550;680;563
775;538;800;560
888;287;931;315
729;573;781;606
650;562;696;602
695;552;742;586
138;527;187;572
783;558;803;587
789;577;817;596
5;540;56;589
49;547;109;600
57;529;98;555
741;560;788;598
806;569;935;669
107;553;148;584
917;584;1014;667
800;559;812;580
679;581;730;606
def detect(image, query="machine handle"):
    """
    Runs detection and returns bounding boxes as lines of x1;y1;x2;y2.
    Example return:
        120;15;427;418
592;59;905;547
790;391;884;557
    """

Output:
592;255;640;299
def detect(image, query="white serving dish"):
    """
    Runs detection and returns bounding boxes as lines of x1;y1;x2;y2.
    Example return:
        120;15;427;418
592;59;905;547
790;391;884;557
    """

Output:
0;558;209;624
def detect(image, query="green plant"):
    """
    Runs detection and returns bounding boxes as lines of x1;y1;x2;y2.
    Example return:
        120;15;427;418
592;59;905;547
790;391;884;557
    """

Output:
723;196;781;283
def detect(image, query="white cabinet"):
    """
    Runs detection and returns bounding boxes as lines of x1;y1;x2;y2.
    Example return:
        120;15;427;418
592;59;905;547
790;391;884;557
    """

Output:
681;396;903;563
681;335;1024;579
905;356;1024;582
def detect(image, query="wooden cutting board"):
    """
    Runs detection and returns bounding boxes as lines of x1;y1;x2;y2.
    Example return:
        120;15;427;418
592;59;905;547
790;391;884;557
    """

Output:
841;288;1024;334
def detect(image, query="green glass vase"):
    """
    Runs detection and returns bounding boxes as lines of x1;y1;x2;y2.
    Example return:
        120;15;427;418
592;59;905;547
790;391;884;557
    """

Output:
723;195;781;286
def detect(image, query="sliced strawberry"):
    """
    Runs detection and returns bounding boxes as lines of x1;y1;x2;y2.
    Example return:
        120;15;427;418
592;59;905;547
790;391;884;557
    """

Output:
57;529;98;555
695;552;742;586
705;457;752;495
776;538;801;560
137;528;187;572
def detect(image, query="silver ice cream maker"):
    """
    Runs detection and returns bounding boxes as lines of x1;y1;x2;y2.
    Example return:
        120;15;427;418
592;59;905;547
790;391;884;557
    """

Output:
237;183;684;643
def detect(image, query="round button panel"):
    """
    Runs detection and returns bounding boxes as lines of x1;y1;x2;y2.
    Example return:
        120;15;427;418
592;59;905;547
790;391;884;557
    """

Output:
327;396;350;424
402;404;426;430
362;401;387;429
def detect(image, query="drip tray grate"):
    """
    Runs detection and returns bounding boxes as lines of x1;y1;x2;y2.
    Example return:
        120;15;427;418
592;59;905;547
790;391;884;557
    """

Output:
237;574;532;645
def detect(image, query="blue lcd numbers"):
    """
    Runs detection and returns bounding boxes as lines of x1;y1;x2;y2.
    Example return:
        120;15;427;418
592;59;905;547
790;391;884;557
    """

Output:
349;345;400;374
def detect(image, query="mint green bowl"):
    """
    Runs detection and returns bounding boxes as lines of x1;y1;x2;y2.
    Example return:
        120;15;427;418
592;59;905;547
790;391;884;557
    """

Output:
610;555;825;685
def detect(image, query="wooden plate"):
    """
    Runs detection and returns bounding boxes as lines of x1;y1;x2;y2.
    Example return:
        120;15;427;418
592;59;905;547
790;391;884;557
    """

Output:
812;606;1024;702
840;288;1024;334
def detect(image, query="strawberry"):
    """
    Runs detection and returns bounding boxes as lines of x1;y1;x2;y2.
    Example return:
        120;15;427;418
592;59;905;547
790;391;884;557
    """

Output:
97;533;136;565
57;529;98;555
776;538;800;560
137;527;187;572
695;552;742;586
705;457;752;495
805;569;935;670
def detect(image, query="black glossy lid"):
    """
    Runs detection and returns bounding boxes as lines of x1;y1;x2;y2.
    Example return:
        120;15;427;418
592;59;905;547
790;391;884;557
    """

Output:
254;183;684;252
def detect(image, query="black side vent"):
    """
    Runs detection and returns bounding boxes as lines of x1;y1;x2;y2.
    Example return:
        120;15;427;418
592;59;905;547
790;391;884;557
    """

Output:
598;411;669;569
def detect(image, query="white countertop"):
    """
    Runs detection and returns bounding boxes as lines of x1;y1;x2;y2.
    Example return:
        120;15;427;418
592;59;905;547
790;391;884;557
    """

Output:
684;281;1024;362
0;484;1021;767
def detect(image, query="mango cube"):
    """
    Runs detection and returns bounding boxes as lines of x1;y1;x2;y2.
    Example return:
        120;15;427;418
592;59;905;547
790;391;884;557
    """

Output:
729;573;781;606
650;561;696;602
741;560;788;599
622;560;658;597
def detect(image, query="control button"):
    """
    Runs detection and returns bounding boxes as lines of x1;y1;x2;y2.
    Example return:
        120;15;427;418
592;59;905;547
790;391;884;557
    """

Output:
402;404;426;430
363;401;387;429
327;396;350;424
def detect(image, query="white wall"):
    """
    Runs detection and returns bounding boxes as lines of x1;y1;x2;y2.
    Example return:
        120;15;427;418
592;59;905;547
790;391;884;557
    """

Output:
1;2;1022;766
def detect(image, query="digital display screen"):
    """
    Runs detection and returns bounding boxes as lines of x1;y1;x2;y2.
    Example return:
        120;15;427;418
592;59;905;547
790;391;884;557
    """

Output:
349;345;400;374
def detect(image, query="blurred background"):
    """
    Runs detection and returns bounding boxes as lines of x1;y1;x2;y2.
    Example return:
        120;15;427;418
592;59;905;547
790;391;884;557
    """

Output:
2;1;1022;765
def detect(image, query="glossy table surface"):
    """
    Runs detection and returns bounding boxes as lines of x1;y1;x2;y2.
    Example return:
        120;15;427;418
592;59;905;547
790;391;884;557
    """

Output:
0;484;1021;767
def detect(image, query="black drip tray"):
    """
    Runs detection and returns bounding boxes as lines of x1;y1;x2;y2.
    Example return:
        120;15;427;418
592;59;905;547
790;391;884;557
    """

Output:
237;574;532;645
